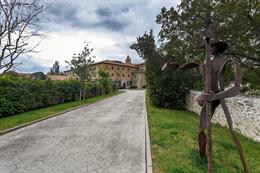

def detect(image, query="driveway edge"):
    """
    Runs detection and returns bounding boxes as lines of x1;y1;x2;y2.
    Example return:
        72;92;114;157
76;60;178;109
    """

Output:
0;92;125;136
145;94;153;173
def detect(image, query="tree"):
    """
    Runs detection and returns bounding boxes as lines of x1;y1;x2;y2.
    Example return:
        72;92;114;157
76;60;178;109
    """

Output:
130;30;162;94
48;60;60;75
97;68;112;95
65;42;95;100
0;0;48;73
131;30;196;109
156;0;260;69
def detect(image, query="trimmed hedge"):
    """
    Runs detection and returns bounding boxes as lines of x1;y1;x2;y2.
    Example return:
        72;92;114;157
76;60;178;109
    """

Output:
0;76;101;116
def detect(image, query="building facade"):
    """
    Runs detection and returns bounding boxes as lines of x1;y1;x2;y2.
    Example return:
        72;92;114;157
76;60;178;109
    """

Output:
64;56;146;89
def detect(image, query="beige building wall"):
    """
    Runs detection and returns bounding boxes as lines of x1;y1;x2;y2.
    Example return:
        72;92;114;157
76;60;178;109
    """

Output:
64;57;145;89
47;75;72;81
132;64;146;89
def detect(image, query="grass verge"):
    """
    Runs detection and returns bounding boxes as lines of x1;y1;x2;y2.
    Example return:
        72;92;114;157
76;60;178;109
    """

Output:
147;96;260;173
0;91;123;132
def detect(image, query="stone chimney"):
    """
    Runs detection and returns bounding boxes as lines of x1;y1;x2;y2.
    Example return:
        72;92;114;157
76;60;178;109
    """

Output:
125;55;131;64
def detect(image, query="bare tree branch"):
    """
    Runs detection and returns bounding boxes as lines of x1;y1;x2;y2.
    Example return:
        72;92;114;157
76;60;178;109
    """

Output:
0;0;49;73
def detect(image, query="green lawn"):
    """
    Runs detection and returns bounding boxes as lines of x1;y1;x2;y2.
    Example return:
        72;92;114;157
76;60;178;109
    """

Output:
0;91;123;132
147;97;260;173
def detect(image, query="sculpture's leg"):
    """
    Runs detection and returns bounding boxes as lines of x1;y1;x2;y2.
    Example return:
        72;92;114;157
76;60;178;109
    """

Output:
199;105;207;158
220;99;249;173
206;102;213;172
199;130;207;158
198;101;219;158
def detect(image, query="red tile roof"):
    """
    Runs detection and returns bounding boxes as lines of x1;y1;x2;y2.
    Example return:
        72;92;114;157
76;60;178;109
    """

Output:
93;60;138;68
64;60;145;72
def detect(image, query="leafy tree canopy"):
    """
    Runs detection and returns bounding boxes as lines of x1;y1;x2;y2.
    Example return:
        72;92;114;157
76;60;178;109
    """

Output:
65;42;95;83
48;61;60;75
65;42;95;100
130;30;196;109
98;69;112;95
156;0;260;68
130;30;162;90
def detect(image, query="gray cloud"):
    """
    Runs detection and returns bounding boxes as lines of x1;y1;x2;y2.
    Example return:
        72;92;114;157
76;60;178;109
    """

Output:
48;3;78;21
45;3;88;29
95;6;130;17
94;19;126;31
95;7;113;17
121;7;129;13
44;3;129;31
94;6;130;31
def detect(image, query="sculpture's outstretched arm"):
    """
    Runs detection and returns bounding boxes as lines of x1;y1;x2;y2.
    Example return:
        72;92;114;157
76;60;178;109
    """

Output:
206;59;241;101
161;62;180;71
161;62;199;71
179;62;200;70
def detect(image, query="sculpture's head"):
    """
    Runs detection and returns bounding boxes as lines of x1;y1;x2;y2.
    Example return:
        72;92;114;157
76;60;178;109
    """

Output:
211;39;228;55
201;38;228;55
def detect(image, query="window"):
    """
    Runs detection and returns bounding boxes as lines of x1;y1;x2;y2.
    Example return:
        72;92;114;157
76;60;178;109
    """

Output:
112;73;114;77
117;66;119;70
112;66;114;69
123;74;125;77
128;74;130;78
123;67;124;70
128;68;130;71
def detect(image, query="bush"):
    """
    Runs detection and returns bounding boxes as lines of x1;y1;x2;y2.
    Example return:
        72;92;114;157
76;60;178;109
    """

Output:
0;76;82;116
191;71;204;91
242;68;260;91
241;68;260;96
85;82;102;97
149;70;196;110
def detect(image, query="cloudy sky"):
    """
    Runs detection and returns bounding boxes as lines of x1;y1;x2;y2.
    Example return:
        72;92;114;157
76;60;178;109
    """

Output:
17;0;180;73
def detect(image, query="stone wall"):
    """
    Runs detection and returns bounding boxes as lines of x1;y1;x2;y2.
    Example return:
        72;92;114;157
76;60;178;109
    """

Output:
186;91;260;142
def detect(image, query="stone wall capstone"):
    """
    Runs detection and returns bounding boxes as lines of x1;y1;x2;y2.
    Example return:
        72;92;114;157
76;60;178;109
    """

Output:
186;91;260;142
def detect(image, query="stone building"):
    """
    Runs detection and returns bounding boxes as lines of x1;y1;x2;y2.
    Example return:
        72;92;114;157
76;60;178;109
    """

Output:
64;56;146;89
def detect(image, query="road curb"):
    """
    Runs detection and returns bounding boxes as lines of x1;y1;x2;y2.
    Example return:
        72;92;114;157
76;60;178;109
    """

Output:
145;95;153;173
0;92;125;136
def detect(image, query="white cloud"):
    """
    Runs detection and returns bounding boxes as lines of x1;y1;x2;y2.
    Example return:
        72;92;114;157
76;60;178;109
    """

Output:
20;0;180;73
28;29;137;67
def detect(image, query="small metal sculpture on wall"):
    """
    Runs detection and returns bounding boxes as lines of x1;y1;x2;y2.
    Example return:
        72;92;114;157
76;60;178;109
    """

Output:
162;13;249;173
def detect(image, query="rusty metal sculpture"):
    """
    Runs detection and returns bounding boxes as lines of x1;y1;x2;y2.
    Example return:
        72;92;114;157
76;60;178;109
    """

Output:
162;13;249;173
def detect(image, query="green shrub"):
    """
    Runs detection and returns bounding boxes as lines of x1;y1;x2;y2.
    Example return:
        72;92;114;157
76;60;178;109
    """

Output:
0;76;82;116
149;70;196;110
242;68;260;90
85;82;103;97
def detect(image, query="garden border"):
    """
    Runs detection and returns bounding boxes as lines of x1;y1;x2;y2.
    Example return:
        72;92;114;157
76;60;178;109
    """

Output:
145;94;153;173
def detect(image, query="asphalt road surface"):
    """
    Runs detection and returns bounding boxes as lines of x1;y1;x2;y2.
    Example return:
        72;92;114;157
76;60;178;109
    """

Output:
0;90;147;173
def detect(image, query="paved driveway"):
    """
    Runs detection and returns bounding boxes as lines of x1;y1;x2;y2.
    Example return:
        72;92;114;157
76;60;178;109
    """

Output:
0;90;147;173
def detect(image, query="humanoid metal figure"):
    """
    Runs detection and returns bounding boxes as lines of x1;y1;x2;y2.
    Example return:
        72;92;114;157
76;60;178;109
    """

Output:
162;38;249;172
